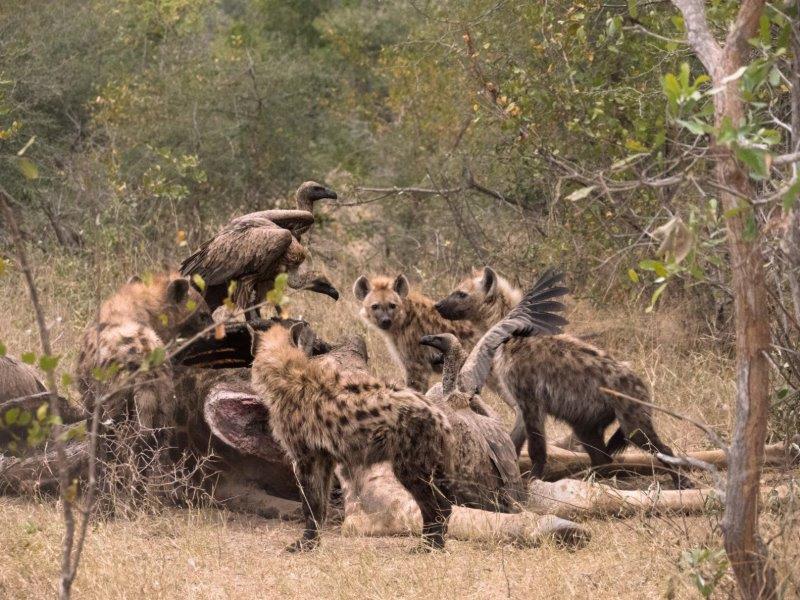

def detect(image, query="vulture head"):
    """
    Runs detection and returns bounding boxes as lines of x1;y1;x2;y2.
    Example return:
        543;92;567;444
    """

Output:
295;181;338;212
288;269;339;301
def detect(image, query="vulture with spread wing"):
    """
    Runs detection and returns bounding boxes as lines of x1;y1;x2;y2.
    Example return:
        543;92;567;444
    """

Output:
180;181;339;320
421;269;568;509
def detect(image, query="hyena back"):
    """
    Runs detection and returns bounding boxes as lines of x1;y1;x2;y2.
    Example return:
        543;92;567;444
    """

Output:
251;322;455;551
435;267;689;488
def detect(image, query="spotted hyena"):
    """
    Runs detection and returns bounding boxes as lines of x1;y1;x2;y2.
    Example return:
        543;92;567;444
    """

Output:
435;267;690;488
76;272;213;431
250;321;455;551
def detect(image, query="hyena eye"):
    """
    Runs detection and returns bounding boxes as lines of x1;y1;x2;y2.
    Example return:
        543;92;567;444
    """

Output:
456;291;468;299
388;303;396;310
371;304;380;311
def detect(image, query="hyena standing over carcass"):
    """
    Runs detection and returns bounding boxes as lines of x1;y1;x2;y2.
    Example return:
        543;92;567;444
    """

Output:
435;267;691;489
250;321;455;552
353;274;527;444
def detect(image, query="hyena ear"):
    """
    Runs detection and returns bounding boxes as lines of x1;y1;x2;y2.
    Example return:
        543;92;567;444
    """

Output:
166;278;190;305
289;322;316;356
481;267;498;299
353;276;371;301
393;274;410;298
126;275;142;285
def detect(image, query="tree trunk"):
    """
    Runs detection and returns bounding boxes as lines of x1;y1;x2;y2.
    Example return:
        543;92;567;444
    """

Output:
782;9;800;323
713;38;777;600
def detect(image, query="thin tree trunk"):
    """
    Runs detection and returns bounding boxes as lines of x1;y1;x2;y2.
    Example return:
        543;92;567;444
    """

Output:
781;9;800;323
712;13;777;600
670;0;777;597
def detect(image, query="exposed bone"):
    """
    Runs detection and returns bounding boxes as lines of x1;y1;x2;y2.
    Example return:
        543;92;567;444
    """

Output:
447;509;591;548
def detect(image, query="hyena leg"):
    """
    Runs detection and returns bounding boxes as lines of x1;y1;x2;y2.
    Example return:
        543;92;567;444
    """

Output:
401;475;452;551
622;419;693;490
573;425;613;468
287;453;336;552
520;403;547;478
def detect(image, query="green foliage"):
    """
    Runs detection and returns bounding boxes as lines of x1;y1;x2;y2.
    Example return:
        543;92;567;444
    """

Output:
679;547;729;598
266;272;289;308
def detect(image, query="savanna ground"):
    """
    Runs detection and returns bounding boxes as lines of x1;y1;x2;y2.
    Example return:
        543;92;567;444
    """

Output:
1;244;798;599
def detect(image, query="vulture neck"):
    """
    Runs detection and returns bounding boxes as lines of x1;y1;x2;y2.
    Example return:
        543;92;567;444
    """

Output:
441;342;468;395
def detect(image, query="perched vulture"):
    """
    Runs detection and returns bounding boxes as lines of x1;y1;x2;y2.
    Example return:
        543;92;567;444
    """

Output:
180;181;339;320
420;269;569;509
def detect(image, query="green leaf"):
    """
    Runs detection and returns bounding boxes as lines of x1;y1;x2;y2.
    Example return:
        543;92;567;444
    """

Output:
564;185;596;201
4;407;20;426
0;341;5;357
17;411;31;426
627;269;639;283
675;119;709;136
624;139;648;153
782;178;800;211
627;0;637;19
38;354;60;373
16;157;39;180
147;347;166;368
60;373;73;388
743;212;758;241
662;73;680;104
735;146;767;179
21;352;36;365
0;257;6;276
638;260;668;278
192;273;206;292
646;282;668;313
36;403;48;422
185;298;197;312
759;14;770;46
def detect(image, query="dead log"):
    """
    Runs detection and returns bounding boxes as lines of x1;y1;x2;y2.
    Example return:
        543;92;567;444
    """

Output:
523;438;800;481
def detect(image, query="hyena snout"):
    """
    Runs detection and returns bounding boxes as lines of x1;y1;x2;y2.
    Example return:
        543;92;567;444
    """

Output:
378;317;392;330
434;297;468;320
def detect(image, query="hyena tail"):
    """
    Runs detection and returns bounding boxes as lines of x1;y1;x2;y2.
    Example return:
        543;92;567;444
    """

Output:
604;426;629;455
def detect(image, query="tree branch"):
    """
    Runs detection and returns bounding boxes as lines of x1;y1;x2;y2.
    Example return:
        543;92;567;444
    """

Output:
671;0;723;73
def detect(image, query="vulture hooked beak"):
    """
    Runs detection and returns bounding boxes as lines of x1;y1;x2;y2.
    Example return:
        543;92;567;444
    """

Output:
312;187;338;202
419;334;453;354
305;277;340;301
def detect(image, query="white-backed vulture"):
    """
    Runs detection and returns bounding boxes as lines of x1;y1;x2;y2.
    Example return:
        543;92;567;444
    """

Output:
180;181;338;320
419;269;569;509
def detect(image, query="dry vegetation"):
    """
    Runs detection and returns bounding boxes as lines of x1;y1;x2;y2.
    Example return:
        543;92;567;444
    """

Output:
2;241;798;599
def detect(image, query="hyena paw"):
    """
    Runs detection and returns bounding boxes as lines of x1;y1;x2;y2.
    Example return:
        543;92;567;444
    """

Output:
284;537;319;553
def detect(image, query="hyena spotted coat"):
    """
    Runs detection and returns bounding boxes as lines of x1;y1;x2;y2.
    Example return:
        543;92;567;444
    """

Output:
353;274;476;392
435;267;690;488
251;321;455;552
76;272;213;430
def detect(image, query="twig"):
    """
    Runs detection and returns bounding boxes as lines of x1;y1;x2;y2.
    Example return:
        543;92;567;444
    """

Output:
0;186;78;600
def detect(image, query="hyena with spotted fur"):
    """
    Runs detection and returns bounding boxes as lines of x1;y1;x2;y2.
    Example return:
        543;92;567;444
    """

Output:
251;321;455;552
76;272;213;431
435;267;690;489
354;274;529;445
353;274;476;392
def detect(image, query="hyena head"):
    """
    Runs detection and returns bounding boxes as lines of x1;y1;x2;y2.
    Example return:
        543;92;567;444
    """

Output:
434;267;513;327
111;273;214;342
353;274;410;332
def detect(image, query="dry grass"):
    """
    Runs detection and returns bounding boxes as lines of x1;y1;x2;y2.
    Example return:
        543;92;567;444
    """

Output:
1;239;799;599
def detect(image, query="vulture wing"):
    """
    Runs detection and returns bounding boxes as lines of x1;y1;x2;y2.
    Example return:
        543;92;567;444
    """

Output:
457;269;569;395
232;209;315;239
180;220;294;287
